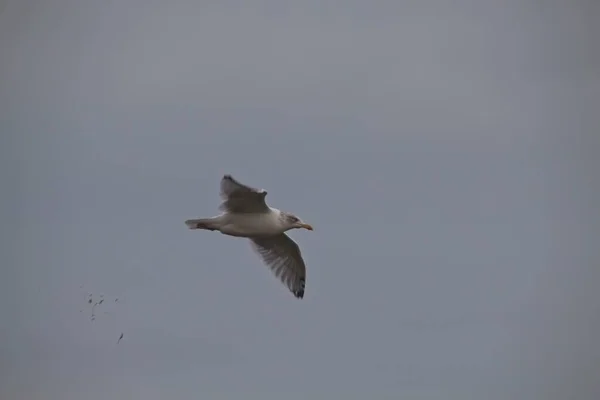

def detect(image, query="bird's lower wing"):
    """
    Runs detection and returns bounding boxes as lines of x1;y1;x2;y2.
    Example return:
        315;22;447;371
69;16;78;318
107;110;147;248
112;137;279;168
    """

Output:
250;234;307;299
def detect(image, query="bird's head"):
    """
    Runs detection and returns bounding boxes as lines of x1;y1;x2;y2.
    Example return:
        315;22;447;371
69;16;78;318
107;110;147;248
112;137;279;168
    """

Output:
282;212;313;231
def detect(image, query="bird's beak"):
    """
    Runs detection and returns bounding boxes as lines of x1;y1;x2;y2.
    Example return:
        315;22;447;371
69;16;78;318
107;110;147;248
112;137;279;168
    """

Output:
300;223;314;231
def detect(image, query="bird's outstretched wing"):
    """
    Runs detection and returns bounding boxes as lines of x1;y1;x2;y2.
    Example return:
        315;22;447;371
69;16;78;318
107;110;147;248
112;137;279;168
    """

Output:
250;234;307;299
219;175;269;213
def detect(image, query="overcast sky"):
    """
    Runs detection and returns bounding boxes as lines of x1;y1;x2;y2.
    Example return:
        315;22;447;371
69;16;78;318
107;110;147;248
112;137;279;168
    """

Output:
1;0;599;399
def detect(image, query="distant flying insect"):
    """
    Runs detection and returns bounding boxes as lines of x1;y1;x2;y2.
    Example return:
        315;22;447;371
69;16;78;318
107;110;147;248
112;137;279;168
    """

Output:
117;333;124;344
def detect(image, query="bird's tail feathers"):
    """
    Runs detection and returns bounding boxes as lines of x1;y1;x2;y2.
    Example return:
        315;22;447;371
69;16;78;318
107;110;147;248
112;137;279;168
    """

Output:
185;218;217;230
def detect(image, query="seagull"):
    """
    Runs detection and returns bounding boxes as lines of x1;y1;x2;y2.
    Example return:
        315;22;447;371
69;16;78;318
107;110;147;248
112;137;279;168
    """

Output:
185;175;313;299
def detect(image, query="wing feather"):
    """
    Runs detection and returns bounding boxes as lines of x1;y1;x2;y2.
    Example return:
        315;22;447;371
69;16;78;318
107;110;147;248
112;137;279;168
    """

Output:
219;175;269;213
250;234;307;299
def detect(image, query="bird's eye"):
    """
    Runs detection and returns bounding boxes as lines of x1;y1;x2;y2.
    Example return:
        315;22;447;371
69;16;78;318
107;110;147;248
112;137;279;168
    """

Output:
289;216;298;222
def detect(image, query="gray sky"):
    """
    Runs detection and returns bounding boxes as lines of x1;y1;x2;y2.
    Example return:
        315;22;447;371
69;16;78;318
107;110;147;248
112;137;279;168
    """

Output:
1;0;599;399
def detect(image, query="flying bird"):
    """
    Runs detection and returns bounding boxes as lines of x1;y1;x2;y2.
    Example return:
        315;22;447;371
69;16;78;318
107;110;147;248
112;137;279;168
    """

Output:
185;175;313;299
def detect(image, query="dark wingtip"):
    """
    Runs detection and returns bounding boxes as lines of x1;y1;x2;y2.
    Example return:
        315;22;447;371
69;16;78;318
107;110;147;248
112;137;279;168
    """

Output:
294;279;305;299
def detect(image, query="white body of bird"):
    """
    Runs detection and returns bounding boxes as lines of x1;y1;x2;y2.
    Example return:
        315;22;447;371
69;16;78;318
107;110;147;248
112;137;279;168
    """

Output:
186;208;287;237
